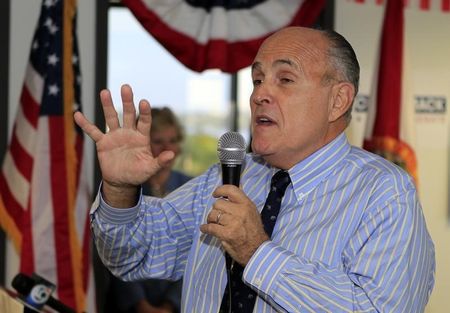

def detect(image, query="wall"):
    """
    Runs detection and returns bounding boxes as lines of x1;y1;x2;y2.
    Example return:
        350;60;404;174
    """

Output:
335;1;450;312
5;0;96;291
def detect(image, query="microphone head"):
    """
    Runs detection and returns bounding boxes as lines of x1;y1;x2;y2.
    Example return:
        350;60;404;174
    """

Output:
12;273;34;294
12;272;56;310
217;131;246;165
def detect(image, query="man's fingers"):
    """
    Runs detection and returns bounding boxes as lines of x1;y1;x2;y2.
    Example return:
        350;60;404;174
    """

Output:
206;209;227;225
200;222;224;238
73;111;104;142
136;99;152;137
100;89;120;131
213;185;248;204
121;84;137;129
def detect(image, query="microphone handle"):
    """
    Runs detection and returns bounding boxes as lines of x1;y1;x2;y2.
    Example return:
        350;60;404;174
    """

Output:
221;163;242;273
47;297;76;313
221;164;242;187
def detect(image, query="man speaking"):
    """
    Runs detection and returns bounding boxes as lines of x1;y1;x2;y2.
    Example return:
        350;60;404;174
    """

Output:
74;27;435;312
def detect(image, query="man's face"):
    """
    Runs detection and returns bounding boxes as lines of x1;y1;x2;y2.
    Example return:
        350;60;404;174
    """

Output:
250;28;338;169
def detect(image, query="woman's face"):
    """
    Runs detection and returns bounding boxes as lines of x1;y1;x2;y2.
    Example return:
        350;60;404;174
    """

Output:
151;126;181;167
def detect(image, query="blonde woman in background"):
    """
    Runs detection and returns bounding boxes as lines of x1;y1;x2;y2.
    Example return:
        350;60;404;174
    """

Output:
143;107;192;198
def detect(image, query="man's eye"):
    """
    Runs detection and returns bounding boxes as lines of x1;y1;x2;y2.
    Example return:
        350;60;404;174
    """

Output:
280;78;293;83
252;79;262;86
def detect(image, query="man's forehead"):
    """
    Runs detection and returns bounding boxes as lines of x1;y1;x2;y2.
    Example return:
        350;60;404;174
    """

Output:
251;58;298;72
255;32;327;61
266;26;321;42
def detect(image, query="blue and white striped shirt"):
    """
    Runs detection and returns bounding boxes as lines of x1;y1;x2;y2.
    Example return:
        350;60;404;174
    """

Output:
91;133;435;313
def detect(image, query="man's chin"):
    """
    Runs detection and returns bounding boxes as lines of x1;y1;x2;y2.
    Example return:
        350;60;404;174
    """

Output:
252;145;288;168
251;144;275;158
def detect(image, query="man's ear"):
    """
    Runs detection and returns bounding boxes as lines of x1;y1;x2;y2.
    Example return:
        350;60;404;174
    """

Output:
328;82;355;122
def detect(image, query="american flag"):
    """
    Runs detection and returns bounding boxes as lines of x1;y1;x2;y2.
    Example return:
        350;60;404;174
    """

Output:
0;0;93;311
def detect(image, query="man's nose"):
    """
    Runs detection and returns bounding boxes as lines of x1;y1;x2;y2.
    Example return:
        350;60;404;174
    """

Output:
252;88;272;105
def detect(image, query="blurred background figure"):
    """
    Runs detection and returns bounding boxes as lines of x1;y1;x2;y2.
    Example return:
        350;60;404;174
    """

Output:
108;107;191;313
144;107;192;197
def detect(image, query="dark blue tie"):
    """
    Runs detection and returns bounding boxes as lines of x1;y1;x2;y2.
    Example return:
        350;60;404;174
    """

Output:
219;170;291;313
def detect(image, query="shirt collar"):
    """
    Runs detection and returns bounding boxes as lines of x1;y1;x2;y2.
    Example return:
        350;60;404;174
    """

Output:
287;132;351;199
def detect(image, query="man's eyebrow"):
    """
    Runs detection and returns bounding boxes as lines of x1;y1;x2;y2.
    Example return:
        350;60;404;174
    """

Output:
251;62;262;72
251;59;298;72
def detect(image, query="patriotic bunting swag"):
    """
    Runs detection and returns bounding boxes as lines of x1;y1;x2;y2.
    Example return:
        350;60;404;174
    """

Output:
122;0;326;73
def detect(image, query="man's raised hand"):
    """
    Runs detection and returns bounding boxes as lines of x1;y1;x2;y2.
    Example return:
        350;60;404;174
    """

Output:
73;84;174;207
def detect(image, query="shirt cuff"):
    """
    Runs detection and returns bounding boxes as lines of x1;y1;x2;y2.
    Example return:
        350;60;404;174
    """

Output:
90;182;143;224
243;241;292;295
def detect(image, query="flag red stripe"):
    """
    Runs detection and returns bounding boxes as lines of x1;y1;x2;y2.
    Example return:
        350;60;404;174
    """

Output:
443;0;450;11
0;174;25;229
19;203;35;274
9;131;34;180
49;116;76;308
373;0;403;138
351;0;449;11
420;0;430;9
20;86;40;129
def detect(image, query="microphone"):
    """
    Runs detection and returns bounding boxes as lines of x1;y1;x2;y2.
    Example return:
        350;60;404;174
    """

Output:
217;132;246;274
217;131;246;187
12;273;76;313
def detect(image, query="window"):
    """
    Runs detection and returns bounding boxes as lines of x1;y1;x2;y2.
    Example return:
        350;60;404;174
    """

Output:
108;7;252;176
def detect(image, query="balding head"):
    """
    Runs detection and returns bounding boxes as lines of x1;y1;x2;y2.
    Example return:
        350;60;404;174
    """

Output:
249;26;359;168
